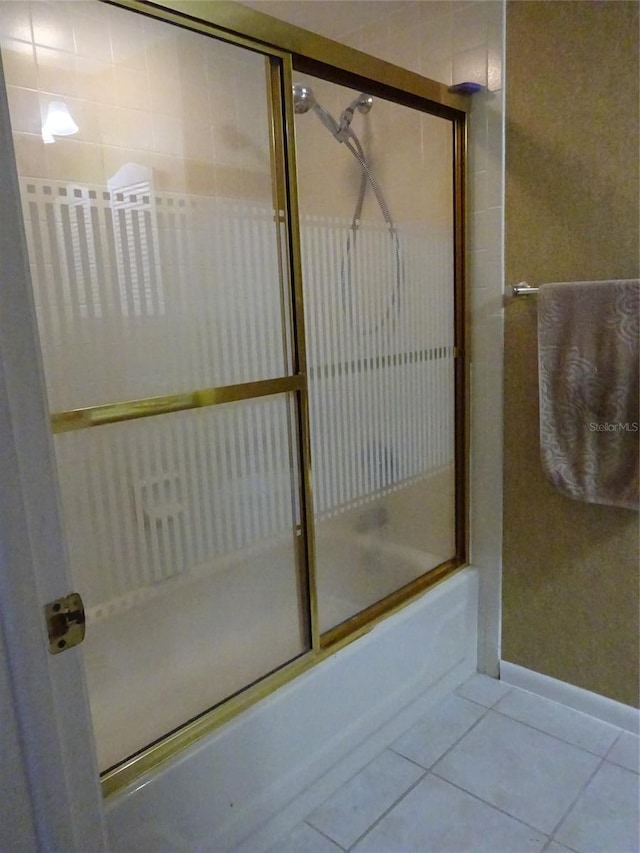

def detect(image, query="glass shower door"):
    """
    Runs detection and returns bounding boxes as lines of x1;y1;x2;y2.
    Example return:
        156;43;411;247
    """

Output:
294;75;457;635
1;1;309;771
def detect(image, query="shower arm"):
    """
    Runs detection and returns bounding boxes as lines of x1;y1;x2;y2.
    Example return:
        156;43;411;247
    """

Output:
337;94;374;140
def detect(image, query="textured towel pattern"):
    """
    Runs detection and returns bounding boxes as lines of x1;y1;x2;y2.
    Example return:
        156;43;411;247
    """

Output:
537;279;639;511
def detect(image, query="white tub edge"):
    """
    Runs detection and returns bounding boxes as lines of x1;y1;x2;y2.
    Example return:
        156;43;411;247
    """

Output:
106;566;479;853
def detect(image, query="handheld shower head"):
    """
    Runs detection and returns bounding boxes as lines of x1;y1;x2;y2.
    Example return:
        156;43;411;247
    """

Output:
293;84;374;144
293;83;341;136
293;84;316;114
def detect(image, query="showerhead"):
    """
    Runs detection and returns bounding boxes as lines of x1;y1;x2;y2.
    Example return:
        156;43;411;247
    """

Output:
293;84;316;114
339;94;374;134
355;95;374;115
293;84;375;145
293;83;341;136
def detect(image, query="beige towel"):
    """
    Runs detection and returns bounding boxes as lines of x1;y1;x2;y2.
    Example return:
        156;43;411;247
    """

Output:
538;279;639;511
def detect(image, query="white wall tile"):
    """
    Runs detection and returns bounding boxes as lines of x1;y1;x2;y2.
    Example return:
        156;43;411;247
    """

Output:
453;2;488;53
421;56;453;86
0;2;33;42
488;45;502;91
485;206;503;262
469;169;488;213
471;285;503;322
485;155;503;207
453;44;488;86
31;2;75;53
419;14;452;62
470;208;489;251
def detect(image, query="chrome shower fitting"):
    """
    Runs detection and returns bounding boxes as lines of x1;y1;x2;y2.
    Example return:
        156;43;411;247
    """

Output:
292;84;373;142
292;84;316;114
338;94;373;137
292;84;339;136
292;81;403;334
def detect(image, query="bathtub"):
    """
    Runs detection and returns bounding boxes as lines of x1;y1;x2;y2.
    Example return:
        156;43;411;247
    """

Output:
85;531;451;769
104;560;478;852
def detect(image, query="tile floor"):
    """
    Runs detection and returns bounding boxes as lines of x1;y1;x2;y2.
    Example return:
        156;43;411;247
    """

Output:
271;676;640;853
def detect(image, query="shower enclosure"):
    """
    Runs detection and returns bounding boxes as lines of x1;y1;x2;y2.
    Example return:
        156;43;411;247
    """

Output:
0;0;468;794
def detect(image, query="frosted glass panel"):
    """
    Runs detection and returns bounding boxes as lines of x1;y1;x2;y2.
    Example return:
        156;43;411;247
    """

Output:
22;182;290;410
2;2;305;771
4;2;291;412
55;396;305;770
295;76;456;633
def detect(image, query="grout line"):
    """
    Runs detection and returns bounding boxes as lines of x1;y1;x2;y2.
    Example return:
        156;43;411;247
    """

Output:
452;684;513;710
345;767;428;851
348;707;495;850
602;728;640;775
603;728;625;761
488;705;621;759
286;693;619;852
540;838;578;853
386;748;434;774
283;690;631;853
302;820;348;852
425;704;493;763
428;768;552;841
601;756;640;776
307;741;421;822
387;701;491;772
278;696;492;852
547;754;606;845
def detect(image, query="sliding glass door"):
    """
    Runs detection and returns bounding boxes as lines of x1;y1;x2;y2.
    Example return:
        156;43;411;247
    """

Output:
293;74;457;637
1;0;466;787
1;1;311;772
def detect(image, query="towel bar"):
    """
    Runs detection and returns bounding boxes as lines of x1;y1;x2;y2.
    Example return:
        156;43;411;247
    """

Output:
511;281;539;296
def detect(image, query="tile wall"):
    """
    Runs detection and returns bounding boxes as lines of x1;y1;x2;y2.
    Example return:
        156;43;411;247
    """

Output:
293;71;453;226
0;0;273;198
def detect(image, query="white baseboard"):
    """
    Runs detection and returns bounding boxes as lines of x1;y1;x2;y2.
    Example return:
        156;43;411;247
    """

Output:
500;661;640;734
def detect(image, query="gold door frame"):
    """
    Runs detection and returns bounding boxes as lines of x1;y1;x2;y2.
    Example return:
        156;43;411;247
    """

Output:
52;0;471;795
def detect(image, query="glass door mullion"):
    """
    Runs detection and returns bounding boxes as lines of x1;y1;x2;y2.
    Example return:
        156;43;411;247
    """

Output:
274;54;320;653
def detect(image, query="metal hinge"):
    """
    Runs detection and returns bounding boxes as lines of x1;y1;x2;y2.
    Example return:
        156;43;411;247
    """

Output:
44;592;85;654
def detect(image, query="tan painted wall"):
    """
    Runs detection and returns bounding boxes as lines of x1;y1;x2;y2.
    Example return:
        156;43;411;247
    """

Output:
503;1;639;706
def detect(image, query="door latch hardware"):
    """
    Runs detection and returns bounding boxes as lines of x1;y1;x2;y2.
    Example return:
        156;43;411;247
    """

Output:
45;592;85;654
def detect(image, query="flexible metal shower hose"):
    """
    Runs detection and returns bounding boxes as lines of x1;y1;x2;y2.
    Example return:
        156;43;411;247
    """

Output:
339;124;403;334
